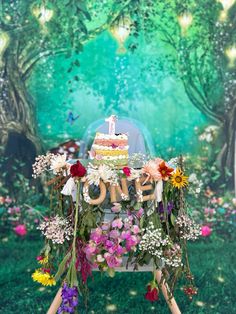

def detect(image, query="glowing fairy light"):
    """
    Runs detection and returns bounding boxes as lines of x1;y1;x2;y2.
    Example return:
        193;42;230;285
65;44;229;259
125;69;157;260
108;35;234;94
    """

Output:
0;32;10;64
218;0;235;21
33;6;53;25
178;13;193;35
225;45;236;67
110;16;131;54
218;0;235;10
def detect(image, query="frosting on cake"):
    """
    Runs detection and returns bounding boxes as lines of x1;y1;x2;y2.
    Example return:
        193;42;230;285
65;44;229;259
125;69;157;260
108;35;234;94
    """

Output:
91;132;129;167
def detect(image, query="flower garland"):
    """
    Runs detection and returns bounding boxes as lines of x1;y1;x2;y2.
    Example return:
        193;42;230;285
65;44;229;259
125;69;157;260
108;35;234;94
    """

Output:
31;153;200;312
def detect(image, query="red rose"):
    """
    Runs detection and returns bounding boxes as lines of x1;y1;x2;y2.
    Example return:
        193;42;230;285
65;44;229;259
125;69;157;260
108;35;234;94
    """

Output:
70;161;86;178
145;285;159;302
123;166;131;177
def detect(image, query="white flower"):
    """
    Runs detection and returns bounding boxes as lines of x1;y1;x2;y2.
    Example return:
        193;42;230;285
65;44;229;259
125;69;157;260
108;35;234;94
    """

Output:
205;133;213;142
189;173;197;183
127;168;142;181
195;188;201;194
199;125;219;143
86;169;101;186
86;164;118;186
50;154;67;174
97;254;105;263
98;164;117;183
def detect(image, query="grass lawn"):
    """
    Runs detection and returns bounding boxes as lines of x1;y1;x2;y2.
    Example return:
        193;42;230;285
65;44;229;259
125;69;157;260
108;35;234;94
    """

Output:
0;234;235;314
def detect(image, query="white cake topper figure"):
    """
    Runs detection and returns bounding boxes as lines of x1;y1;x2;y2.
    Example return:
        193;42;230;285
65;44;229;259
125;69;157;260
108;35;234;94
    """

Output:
105;115;117;135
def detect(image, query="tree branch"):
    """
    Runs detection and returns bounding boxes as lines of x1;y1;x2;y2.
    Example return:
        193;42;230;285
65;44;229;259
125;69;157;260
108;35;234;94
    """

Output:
21;0;133;80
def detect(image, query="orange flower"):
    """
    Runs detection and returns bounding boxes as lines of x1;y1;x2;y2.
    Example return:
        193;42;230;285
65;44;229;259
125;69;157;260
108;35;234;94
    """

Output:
158;161;174;181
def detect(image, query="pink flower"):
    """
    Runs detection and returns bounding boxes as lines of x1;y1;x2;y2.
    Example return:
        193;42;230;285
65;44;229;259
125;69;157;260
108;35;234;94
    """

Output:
104;253;122;268
136;208;144;219
115;245;124;255
142;159;163;181
90;228;106;244
201;225;212;237
109;229;120;239
8;207;14;215
121;230;131;240
5;196;13;204
84;242;97;259
14;224;27;236
126;235;139;251
204;207;215;215
111;203;122;213
132;225;140;234
112;218;123;229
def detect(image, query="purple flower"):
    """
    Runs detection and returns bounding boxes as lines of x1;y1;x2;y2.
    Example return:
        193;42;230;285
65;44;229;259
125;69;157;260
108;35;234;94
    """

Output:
157;202;174;220
58;284;78;314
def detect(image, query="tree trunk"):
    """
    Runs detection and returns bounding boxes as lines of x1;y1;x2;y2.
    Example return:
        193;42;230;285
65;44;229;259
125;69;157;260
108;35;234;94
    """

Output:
0;53;42;185
216;105;236;187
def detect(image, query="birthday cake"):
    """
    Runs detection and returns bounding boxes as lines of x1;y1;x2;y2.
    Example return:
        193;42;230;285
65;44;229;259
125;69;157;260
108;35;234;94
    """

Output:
90;116;129;167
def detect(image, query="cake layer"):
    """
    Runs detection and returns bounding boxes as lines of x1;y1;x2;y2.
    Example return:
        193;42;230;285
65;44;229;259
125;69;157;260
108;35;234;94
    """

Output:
93;144;128;151
94;139;128;147
95;149;128;156
91;131;129;168
93;158;128;167
96;154;128;161
95;132;128;140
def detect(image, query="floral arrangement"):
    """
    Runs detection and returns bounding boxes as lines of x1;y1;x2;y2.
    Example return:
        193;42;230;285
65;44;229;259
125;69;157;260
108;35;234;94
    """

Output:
0;196;43;237
191;187;236;239
31;153;201;312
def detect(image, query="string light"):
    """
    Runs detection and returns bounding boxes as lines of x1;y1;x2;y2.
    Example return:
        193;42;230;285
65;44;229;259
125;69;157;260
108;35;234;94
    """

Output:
32;6;53;25
178;13;193;36
0;32;10;64
110;16;131;54
218;0;235;21
225;45;236;67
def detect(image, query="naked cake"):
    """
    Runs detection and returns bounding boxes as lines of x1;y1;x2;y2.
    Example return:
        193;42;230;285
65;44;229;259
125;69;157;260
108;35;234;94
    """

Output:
90;132;129;167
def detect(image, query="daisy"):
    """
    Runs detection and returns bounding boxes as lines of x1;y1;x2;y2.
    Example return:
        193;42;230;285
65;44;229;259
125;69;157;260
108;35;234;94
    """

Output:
50;154;67;174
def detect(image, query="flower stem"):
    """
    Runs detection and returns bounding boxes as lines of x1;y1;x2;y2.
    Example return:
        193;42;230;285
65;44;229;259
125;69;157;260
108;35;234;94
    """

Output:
69;180;80;287
72;181;80;258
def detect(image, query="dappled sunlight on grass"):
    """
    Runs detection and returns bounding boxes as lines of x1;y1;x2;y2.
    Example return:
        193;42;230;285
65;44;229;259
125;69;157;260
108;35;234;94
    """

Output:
217;276;225;283
195;301;205;307
106;304;117;312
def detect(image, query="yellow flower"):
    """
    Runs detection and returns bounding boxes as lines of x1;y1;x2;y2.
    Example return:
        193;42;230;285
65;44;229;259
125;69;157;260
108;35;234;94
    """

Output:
32;269;56;286
171;168;188;189
38;256;48;265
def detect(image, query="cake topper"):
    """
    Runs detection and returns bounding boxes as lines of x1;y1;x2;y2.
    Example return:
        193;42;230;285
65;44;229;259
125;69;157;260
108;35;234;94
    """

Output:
105;115;117;135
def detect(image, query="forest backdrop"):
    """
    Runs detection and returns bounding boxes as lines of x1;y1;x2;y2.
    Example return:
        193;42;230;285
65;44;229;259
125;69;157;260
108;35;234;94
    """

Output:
1;1;236;313
0;0;236;190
